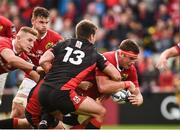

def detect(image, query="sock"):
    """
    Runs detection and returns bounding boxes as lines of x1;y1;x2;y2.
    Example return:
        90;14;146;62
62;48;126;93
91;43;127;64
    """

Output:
0;118;17;129
38;113;49;129
85;118;101;129
13;118;18;129
63;114;80;126
70;124;85;129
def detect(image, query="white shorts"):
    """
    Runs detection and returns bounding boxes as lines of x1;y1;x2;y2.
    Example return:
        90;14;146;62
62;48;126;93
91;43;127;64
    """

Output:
13;78;36;106
0;73;8;104
12;96;27;107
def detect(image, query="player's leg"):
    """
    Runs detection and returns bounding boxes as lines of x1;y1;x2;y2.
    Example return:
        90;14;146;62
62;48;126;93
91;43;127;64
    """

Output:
0;118;31;129
75;96;106;129
11;78;36;118
62;98;105;129
0;73;8;105
38;88;105;129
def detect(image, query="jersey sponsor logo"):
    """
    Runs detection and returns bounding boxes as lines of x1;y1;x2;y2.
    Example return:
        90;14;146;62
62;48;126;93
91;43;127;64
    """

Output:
45;42;54;49
121;73;128;80
0;25;3;31
73;95;81;104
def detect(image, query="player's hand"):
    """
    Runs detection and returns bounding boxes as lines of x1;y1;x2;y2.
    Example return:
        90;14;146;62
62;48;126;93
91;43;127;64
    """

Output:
78;81;93;90
128;89;143;106
156;57;168;71
36;66;44;73
128;81;136;93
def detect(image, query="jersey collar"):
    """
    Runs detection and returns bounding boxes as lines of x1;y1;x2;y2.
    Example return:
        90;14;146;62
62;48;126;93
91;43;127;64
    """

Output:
39;31;47;40
12;39;18;54
115;50;121;72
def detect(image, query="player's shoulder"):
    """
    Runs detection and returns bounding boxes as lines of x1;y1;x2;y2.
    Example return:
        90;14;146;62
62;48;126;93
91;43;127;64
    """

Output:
47;29;61;36
54;38;69;47
0;37;11;45
0;37;12;51
103;51;115;60
103;51;115;56
47;29;64;40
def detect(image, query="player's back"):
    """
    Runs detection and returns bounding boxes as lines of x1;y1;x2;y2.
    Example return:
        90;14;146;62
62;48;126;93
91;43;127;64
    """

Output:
44;38;102;90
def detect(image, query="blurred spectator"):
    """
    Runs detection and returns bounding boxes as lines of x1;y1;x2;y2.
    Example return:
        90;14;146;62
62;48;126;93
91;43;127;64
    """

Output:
102;9;118;31
60;18;74;39
139;56;159;93
84;2;100;27
134;1;155;28
158;69;175;92
49;8;63;34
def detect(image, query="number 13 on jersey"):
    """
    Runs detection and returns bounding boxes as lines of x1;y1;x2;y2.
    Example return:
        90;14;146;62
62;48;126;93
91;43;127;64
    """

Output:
63;46;85;65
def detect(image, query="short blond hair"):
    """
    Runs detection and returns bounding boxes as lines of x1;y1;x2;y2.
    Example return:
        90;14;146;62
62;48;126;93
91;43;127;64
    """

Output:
19;26;38;37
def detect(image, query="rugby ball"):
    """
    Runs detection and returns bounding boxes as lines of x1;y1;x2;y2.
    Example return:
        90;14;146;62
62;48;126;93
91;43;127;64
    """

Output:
111;90;131;104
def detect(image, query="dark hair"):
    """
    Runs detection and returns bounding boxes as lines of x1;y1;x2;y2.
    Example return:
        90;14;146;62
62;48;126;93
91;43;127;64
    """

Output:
75;19;97;40
119;39;140;54
32;7;49;19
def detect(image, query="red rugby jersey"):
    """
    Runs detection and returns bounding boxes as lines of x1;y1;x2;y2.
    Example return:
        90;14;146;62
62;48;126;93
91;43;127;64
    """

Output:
97;51;140;88
0;37;17;74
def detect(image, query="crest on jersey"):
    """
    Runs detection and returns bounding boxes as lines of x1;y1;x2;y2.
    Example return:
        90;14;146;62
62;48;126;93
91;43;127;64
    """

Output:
0;25;3;31
75;41;82;49
73;96;81;104
121;73;128;80
45;42;54;49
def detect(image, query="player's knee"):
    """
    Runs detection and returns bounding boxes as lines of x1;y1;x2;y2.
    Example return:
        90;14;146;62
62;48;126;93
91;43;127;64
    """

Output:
11;103;25;118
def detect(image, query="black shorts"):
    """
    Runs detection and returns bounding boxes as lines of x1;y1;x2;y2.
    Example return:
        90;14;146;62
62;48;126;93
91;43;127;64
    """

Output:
25;109;59;128
38;85;87;115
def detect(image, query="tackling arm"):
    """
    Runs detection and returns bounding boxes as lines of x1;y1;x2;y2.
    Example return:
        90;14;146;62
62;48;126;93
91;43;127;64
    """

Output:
102;63;121;81
96;75;136;94
39;49;54;73
1;48;35;71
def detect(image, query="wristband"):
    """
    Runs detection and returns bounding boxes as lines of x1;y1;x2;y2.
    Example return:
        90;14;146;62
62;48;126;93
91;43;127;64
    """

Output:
124;81;131;89
32;66;37;71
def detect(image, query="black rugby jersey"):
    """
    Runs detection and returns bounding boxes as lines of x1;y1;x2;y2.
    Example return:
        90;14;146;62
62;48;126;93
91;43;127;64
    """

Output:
43;38;107;90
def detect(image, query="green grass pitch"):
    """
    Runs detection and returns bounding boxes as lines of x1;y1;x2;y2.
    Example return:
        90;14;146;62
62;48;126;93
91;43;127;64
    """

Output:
102;124;180;129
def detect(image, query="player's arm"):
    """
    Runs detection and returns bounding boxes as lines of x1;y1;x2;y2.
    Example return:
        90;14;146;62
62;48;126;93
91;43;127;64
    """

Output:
96;53;121;81
20;53;44;82
39;49;54;73
78;81;93;90
127;67;143;106
96;72;136;94
156;46;179;70
0;48;37;71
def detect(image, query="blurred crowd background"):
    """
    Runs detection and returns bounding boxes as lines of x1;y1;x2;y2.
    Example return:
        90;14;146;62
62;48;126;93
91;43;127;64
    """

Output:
0;0;179;97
